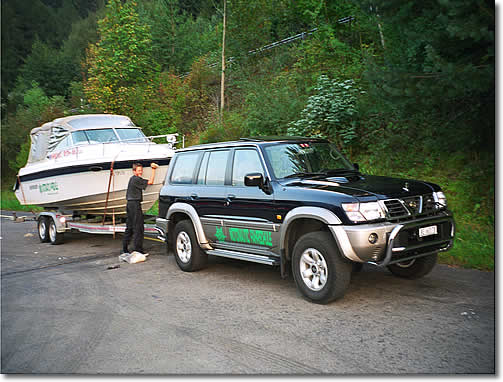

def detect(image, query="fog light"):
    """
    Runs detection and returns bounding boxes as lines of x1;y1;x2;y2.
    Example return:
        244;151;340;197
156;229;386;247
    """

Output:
368;233;378;244
59;216;66;224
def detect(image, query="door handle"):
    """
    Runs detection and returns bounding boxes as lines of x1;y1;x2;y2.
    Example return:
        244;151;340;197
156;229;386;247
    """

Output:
225;194;236;206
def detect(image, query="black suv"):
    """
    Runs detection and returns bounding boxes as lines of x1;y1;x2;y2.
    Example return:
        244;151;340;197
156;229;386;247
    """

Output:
156;137;455;303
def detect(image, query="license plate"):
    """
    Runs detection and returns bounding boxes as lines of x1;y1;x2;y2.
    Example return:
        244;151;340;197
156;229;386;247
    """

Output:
419;225;437;237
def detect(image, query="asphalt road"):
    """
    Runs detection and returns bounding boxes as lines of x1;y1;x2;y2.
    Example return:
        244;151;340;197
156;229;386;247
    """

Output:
0;211;495;375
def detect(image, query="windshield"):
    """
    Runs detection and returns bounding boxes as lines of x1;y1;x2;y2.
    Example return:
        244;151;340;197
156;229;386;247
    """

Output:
263;142;355;179
115;128;148;143
84;129;118;143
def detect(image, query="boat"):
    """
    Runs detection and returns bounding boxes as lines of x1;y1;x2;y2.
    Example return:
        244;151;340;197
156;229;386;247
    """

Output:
13;114;177;217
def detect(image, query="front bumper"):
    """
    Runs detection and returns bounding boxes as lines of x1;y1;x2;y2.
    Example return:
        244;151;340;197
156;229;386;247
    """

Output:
329;211;455;266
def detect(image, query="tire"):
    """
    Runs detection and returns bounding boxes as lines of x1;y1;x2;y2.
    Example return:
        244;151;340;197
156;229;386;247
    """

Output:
48;218;64;245
173;220;207;271
38;217;49;243
291;231;352;304
352;262;364;273
387;253;437;279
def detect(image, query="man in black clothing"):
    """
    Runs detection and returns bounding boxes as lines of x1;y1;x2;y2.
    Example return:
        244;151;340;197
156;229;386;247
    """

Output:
122;162;158;254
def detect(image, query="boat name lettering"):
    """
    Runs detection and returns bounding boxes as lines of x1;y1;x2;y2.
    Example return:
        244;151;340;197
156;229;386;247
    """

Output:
50;147;80;160
228;227;272;247
39;182;59;193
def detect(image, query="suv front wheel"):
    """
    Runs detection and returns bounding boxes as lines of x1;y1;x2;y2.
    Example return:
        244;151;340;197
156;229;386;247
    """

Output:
173;220;208;272
292;231;352;304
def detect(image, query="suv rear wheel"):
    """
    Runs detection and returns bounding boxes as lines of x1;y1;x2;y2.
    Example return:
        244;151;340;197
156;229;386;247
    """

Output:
173;220;208;272
292;231;352;304
386;253;437;279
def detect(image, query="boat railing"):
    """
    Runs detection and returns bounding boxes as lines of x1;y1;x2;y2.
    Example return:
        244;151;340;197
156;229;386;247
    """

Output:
51;133;183;161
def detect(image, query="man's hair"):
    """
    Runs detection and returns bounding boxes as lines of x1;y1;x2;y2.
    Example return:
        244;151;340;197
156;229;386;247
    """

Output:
132;163;143;171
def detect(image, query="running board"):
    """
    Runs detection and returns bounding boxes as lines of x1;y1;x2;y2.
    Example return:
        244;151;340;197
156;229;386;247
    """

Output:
206;249;279;266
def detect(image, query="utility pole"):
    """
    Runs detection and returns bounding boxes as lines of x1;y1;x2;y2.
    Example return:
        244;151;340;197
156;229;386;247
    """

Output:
220;0;226;121
372;5;385;50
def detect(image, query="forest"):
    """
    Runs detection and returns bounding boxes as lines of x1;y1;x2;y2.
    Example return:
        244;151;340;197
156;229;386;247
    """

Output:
1;0;495;269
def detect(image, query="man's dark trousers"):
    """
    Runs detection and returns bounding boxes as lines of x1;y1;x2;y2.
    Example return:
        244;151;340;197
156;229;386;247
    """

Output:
123;200;144;253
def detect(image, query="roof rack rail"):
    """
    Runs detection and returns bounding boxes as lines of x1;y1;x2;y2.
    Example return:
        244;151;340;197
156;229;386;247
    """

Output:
239;137;262;142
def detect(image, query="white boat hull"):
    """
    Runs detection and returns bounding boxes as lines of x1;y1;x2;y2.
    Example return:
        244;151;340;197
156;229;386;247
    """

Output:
15;164;169;216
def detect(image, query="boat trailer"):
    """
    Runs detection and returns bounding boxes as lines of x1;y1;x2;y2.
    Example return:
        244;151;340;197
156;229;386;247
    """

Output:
35;210;163;245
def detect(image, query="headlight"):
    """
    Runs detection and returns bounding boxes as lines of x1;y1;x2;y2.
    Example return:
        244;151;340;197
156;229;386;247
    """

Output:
342;202;385;222
434;191;447;209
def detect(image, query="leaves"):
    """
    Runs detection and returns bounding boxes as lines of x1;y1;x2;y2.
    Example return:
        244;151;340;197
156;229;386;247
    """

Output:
288;75;361;150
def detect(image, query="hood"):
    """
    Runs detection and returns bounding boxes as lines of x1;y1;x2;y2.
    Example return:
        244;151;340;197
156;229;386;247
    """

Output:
281;174;436;199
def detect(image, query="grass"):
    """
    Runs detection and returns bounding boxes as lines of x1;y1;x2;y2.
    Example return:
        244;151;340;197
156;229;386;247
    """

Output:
146;200;159;216
354;151;494;271
1;189;43;213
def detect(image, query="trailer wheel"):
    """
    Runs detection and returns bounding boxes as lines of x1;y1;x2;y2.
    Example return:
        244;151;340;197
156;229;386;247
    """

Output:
38;217;50;243
48;218;64;245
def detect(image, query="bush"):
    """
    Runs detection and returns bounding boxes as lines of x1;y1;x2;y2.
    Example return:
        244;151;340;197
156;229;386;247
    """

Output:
199;111;247;144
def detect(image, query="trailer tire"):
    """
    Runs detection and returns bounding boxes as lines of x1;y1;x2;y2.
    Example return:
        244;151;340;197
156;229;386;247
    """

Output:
48;218;64;245
38;216;50;243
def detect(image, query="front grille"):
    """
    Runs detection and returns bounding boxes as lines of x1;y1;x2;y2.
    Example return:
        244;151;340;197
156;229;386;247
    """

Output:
402;196;421;215
422;194;437;214
383;193;437;221
383;199;408;218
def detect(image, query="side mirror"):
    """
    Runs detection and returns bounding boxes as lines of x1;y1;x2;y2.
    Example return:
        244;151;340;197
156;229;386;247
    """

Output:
353;163;359;171
244;173;264;187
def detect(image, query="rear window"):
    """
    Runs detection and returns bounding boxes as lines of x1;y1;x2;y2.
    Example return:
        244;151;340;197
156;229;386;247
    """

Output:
170;152;201;184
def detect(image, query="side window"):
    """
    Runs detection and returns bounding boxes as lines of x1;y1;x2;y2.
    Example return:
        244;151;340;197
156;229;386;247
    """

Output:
232;149;264;186
170;152;201;184
196;152;210;184
205;150;229;186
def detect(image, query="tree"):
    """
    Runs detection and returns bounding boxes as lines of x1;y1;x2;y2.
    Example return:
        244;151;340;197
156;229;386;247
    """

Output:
84;0;159;114
1;82;66;177
288;75;361;151
359;0;495;151
14;39;78;98
1;0;95;105
140;0;220;73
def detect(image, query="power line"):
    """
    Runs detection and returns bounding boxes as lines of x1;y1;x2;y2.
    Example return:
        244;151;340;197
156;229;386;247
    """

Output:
179;16;355;78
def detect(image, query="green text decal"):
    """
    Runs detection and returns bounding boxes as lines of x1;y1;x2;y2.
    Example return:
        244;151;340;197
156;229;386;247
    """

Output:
229;227;272;247
39;182;59;193
215;227;227;241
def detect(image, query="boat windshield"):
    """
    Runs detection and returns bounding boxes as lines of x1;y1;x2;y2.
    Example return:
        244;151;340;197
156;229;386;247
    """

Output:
69;128;147;146
84;129;119;143
115;128;148;143
263;141;355;179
